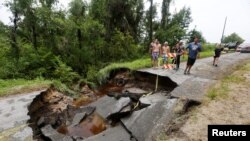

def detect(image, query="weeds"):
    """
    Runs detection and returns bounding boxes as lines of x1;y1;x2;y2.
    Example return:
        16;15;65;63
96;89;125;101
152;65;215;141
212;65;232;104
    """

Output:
207;63;249;100
0;78;51;97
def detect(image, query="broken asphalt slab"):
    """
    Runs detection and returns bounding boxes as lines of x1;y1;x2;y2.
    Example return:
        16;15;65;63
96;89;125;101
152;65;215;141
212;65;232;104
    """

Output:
85;94;177;141
139;53;250;102
77;53;250;141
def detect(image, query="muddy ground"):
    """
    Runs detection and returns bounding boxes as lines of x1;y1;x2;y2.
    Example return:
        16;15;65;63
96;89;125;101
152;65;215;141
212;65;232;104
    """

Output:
27;69;177;141
156;63;250;141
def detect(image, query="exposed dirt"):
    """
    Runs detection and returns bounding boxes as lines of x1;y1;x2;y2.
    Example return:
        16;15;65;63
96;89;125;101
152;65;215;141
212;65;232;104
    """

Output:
27;69;177;141
158;64;250;141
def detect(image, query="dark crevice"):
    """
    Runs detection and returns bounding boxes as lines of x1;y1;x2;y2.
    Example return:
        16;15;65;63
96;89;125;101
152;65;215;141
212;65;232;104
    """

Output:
27;69;178;141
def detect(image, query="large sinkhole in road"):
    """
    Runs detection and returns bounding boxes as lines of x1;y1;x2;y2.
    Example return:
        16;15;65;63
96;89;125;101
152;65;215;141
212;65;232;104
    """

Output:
27;68;178;141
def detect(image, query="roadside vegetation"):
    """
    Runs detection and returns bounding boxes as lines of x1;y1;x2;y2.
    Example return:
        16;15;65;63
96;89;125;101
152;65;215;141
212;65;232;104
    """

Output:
207;63;249;100
155;61;250;141
0;78;51;97
0;0;244;97
98;43;215;83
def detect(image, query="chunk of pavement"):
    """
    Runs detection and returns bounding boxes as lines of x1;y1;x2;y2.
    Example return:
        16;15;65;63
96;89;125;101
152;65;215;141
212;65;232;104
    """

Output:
77;106;96;116
109;97;131;115
106;97;132;122
70;112;87;127
88;96;118;118
171;77;216;102
123;88;148;94
121;94;177;141
41;125;73;141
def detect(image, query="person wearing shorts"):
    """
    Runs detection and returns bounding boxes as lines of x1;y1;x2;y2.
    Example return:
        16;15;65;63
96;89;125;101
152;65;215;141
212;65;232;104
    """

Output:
161;41;170;69
213;43;223;67
184;37;202;75
152;40;161;68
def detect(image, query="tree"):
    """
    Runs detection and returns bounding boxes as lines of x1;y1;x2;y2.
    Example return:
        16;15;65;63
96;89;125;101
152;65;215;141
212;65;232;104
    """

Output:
149;0;153;42
161;0;171;28
69;0;87;49
143;3;158;46
223;33;244;44
5;0;22;61
155;7;192;46
104;0;144;42
188;29;206;43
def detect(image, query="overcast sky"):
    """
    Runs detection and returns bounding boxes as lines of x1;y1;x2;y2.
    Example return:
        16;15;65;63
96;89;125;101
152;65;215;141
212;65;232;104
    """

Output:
0;0;249;43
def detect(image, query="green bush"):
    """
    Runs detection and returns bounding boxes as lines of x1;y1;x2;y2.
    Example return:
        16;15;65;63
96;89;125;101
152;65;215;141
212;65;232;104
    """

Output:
52;80;78;98
202;43;216;52
107;30;141;62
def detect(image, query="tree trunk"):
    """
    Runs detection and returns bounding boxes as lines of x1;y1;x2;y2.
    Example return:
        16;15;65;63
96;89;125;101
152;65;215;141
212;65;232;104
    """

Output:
161;0;171;28
32;25;38;50
10;10;20;62
77;28;82;49
149;0;153;42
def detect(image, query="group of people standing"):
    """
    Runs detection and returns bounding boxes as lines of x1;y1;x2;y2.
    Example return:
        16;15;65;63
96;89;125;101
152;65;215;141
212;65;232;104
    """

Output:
149;37;202;75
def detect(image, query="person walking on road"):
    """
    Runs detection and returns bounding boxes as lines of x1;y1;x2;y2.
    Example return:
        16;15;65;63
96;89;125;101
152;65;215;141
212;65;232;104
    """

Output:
213;43;223;67
184;37;202;75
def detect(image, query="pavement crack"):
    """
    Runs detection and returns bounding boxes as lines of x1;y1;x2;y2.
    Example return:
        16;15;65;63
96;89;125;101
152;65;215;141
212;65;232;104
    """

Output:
119;119;138;141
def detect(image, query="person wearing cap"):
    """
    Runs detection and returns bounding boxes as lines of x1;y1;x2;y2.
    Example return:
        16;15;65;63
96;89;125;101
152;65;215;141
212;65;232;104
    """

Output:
161;41;170;69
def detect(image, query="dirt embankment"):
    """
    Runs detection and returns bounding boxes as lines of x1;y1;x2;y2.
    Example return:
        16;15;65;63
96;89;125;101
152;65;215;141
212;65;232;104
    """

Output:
27;69;177;141
156;63;250;141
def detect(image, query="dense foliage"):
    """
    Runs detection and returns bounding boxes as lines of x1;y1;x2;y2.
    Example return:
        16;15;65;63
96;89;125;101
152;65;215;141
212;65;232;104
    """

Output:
223;32;244;44
0;0;209;86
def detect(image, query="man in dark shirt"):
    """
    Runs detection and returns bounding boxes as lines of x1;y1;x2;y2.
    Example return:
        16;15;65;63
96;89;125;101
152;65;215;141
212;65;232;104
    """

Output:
173;42;184;71
184;37;202;75
213;44;223;67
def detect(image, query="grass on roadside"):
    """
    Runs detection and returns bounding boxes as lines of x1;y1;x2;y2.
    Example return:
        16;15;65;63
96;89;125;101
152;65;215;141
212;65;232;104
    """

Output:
207;62;250;100
98;50;214;84
0;78;52;97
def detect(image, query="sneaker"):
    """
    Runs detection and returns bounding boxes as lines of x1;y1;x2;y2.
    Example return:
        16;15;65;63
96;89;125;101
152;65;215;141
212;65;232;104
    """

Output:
184;71;187;75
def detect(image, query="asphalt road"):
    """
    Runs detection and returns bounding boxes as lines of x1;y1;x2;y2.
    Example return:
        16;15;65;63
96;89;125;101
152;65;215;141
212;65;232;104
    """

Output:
0;52;249;141
0;91;44;141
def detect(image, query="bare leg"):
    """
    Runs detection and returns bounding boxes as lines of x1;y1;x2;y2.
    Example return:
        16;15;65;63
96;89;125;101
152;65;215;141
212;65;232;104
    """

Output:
213;57;216;65
214;57;219;66
187;65;192;74
184;65;189;74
